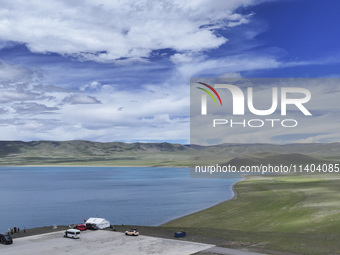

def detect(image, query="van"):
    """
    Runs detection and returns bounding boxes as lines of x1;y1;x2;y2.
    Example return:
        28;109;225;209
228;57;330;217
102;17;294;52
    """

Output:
64;229;81;239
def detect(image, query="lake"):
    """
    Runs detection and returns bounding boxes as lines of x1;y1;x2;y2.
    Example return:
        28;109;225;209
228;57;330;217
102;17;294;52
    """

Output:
0;167;241;233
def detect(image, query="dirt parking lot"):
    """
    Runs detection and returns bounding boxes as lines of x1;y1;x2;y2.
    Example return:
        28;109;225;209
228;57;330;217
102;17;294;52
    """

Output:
0;229;215;255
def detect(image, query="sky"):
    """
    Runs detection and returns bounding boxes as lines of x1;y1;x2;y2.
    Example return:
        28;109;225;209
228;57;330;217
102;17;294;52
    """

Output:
0;0;339;144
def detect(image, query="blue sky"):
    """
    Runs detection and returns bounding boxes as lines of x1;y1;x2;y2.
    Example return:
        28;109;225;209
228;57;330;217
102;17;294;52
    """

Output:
0;0;339;143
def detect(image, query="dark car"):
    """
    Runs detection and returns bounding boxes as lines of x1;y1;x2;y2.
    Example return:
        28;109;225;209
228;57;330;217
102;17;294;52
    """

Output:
86;223;98;230
0;234;13;245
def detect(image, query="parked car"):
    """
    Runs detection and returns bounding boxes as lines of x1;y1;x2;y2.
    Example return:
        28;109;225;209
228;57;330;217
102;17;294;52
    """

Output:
125;228;139;236
64;229;81;239
74;224;87;231
86;223;99;230
0;234;13;244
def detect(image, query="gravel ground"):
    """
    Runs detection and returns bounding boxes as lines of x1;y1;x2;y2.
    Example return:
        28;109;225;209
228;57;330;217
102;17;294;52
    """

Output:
1;228;214;255
5;225;296;255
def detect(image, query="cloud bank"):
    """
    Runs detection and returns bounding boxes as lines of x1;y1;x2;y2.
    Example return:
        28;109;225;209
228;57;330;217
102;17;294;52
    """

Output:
0;0;258;62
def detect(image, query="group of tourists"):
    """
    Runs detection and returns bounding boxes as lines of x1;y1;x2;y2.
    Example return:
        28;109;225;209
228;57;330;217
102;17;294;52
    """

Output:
8;226;26;235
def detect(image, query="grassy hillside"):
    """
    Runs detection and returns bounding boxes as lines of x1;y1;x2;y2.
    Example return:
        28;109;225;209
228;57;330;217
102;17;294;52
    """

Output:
191;143;340;166
192;142;340;157
225;152;327;167
0;140;339;167
164;175;340;254
0;140;190;166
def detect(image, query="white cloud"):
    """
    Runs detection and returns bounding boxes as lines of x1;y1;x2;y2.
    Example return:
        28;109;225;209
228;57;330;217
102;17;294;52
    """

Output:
172;53;281;82
0;0;261;62
44;85;189;142
0;58;190;142
0;60;33;82
0;91;40;103
219;72;242;78
1;57;339;144
170;53;196;64
63;95;101;105
12;102;59;115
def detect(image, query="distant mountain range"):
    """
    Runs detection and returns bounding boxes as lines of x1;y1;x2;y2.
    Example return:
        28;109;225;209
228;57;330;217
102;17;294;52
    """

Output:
0;140;339;166
0;140;188;156
0;140;189;166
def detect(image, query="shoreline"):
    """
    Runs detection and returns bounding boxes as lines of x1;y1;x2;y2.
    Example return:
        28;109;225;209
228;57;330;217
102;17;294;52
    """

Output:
159;175;245;226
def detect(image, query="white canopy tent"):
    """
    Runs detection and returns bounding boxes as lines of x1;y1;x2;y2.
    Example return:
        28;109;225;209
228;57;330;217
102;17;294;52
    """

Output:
86;217;110;229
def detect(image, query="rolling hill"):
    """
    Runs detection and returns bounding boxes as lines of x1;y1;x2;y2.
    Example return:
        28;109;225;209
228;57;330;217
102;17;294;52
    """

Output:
0;140;190;166
0;140;339;166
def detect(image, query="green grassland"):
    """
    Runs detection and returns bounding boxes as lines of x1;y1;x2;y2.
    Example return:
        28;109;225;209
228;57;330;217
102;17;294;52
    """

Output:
0;151;190;167
0;140;190;166
0;140;339;167
163;175;340;255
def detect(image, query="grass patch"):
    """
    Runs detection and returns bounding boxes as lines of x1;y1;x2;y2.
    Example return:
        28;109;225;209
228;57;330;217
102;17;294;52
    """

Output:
163;175;340;254
0;151;190;167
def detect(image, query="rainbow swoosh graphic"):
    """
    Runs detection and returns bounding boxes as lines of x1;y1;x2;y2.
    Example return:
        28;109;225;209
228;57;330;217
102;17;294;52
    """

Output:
196;82;222;106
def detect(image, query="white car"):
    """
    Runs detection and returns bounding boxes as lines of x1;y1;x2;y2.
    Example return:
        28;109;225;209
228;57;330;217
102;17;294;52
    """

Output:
125;228;139;236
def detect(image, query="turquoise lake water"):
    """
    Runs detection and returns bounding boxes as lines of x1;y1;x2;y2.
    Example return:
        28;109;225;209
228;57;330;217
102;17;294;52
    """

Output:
0;167;240;233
